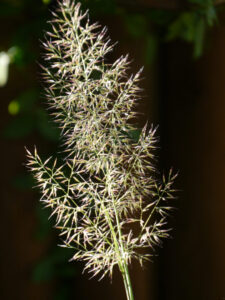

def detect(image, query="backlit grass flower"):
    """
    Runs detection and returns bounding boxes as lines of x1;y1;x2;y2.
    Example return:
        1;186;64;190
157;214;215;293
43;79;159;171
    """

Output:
26;1;176;299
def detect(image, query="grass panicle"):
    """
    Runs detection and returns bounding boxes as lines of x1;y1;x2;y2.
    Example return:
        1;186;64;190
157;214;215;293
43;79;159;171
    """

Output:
26;1;176;299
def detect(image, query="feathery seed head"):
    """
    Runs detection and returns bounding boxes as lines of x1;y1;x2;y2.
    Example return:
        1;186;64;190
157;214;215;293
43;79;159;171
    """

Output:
26;0;176;279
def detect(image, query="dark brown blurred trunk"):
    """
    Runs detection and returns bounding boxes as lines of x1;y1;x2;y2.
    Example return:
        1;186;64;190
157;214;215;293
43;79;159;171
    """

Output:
157;11;225;300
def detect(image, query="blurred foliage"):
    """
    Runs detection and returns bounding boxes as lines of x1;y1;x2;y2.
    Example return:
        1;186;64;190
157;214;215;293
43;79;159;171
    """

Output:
12;173;35;190
33;247;77;282
121;0;219;59
166;0;218;58
0;51;10;86
4;89;60;140
33;245;77;300
1;0;224;298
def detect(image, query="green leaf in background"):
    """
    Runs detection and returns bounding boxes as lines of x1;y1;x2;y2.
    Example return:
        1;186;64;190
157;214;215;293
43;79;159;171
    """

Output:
0;2;23;17
8;46;25;67
188;0;217;26
8;100;20;115
33;256;55;282
167;12;196;42
8;89;38;115
124;14;147;38
205;5;217;26
145;34;158;65
35;205;53;240
81;0;116;15
12;174;35;190
3;114;35;139
193;18;206;58
148;9;175;26
36;108;60;141
11;26;38;67
42;0;51;4
33;247;76;283
128;129;141;143
166;9;212;58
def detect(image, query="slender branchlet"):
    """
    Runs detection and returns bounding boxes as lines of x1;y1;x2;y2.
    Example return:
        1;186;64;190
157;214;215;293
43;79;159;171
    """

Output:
26;1;176;299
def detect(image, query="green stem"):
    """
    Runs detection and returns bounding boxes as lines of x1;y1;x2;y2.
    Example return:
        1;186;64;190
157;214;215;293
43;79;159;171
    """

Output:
110;189;134;300
122;263;134;300
102;197;134;300
103;165;135;300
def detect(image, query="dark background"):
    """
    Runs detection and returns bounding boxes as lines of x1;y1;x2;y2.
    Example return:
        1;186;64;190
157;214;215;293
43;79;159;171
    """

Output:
1;0;225;299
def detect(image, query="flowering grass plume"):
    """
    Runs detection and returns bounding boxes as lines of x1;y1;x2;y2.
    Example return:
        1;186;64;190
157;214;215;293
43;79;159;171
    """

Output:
26;1;176;299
